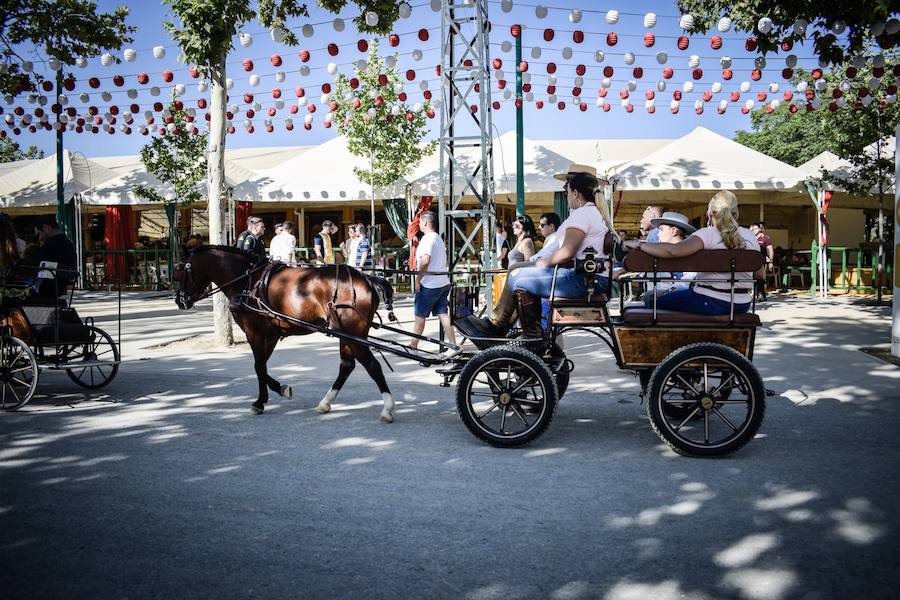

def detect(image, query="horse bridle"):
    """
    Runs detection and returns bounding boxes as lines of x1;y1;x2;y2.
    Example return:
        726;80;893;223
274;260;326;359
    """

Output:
173;259;270;308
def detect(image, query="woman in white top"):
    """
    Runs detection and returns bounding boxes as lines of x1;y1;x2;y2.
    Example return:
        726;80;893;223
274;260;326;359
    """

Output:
634;191;763;315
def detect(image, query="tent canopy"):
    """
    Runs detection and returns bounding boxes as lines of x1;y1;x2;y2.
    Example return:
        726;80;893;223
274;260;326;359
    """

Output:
613;127;808;192
250;135;408;202
0;150;119;208
411;131;574;196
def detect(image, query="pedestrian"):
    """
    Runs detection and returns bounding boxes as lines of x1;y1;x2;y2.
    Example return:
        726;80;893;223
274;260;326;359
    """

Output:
355;224;373;270
270;221;297;265
538;212;561;253
750;222;774;301
314;220;337;265
344;224;360;267
235;216;267;266
410;211;456;353
640;206;664;243
507;215;536;266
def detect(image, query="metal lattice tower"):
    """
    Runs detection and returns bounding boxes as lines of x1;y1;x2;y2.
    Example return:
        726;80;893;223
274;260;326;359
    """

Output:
438;0;495;302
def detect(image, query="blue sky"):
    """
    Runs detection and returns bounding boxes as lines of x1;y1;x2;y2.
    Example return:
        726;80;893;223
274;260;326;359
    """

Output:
6;0;824;158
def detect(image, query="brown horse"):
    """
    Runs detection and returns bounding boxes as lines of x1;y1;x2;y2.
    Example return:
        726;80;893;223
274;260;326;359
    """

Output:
173;246;395;422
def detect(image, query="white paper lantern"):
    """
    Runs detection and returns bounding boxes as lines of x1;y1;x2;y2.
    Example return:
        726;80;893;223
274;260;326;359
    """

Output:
100;53;113;66
718;99;728;110
356;59;367;72
574;76;583;88
419;80;429;91
37;95;46;105
886;95;896;104
275;100;284;110
755;56;767;69
333;18;346;32
47;57;62;71
785;55;798;68
522;73;531;84
319;93;329;104
657;80;666;92
548;94;557;103
127;88;138;99
390;104;401;116
57;94;68;106
886;19;900;34
693;99;703;110
174;83;186;96
594;51;604;63
393;83;403;94
248;74;259;86
711;81;722;94
861;95;874;106
500;0;513;13
430;0;440;10
683;81;694;93
76;57;88;68
744;99;755;110
535;5;547;19
850;55;866;69
839;80;851;92
627;80;637;91
770;99;781;110
167;122;177;133
670;99;680;110
325;62;337;75
573;96;581;105
225;79;234;90
656;52;668;64
718;16;732;32
595;97;603;107
298;97;307;107
385;56;397;70
679;14;694;30
793;19;808;35
874;54;886;68
740;81;751;93
624;52;635;66
814;79;828;91
621;98;630;108
411;49;423;62
547;75;557;85
796;81;808;93
601;78;611;89
768;83;779;93
570;9;582;24
102;91;112;101
79;93;90;103
871;21;886;36
197;80;208;93
153;46;166;59
365;11;379;27
239;32;253;47
757;17;773;34
123;48;137;62
562;47;573;60
720;56;732;69
868;76;881;89
300;65;310;77
525;92;534;102
688;55;700;68
25;93;36;104
606;10;619;25
832;20;847;35
836;96;848;107
270;70;283;83
500;40;512;53
644;13;657;28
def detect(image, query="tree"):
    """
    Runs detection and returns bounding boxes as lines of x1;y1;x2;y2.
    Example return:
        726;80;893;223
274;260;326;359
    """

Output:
162;0;404;347
331;38;436;226
0;137;44;162
0;0;134;95
676;1;900;65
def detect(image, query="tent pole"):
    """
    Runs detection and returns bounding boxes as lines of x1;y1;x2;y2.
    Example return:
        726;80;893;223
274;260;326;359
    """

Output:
55;70;66;238
892;122;900;357
515;32;524;216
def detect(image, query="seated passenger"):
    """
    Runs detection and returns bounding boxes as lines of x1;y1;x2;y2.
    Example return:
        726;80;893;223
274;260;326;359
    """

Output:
637;211;696;305
458;172;614;339
630;191;762;316
29;215;78;299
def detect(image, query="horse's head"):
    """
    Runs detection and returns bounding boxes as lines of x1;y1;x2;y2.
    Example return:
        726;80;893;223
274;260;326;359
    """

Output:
173;249;213;310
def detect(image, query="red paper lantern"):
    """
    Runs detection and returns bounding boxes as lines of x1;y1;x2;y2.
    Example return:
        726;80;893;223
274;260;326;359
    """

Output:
557;101;566;110
543;28;555;42
242;59;254;71
399;92;407;101
573;30;584;44
677;36;689;50
619;90;629;99
702;91;713;102
492;58;502;70
782;68;794;79
289;105;298;114
246;109;255;118
607;32;618;46
243;93;254;103
783;91;794;101
751;69;762;81
378;73;388;86
874;66;885;78
299;49;310;62
757;92;767;102
13;106;23;116
580;102;587;112
811;68;823;80
308;103;316;113
805;89;816;100
673;90;682;101
357;39;368;53
663;67;674;79
626;104;634;113
188;66;200;78
644;33;655;47
114;75;126;87
695;106;703;114
603;66;614;78
546;62;557;74
329;100;338;111
418;29;429;42
198;98;207;109
351;97;361;109
497;80;506;90
321;83;331;94
63;78;76;91
89;77;101;88
228;126;235;134
408;111;416;121
645;90;655;100
572;86;582;97
894;65;900;76
648;106;656;114
272;88;282;99
519;61;529;73
730;91;740;102
745;37;758;52
598;87;608;98
781;39;794;52
522;83;531;93
828;102;838;112
710;35;723;49
692;68;703;80
137;72;149;84
349;78;359;89
789;104;798;113
271;54;282;67
41;80;53;92
406;69;416;81
427;109;435;119
492;101;501;110
846;66;858;78
722;68;733;80
602;103;610;112
154;102;164;112
546;85;556;95
88;106;99;115
389;34;400;47
741;107;750;114
162;70;174;82
510;24;521;38
632;67;643;79
536;100;544;109
295;86;305;97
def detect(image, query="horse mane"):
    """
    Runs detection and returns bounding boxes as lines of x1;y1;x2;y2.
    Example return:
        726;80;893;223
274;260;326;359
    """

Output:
189;244;255;262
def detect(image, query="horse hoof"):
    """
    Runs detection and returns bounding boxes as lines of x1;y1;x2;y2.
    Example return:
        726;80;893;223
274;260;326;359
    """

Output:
281;385;293;398
316;404;331;414
251;403;265;415
379;413;394;424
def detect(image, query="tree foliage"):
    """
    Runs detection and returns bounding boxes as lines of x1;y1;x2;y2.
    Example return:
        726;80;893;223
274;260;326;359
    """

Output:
0;137;44;162
735;103;836;166
0;0;134;95
676;1;900;65
133;100;208;208
331;40;436;189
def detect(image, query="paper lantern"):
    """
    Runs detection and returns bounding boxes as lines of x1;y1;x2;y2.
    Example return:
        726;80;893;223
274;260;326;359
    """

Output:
745;37;758;52
76;57;88;68
136;72;149;85
657;80;667;92
740;81;752;93
364;11;379;26
607;32;618;46
249;74;259;86
389;33;400;47
722;68;733;80
711;35;723;49
692;68;703;80
242;59;254;71
662;67;673;79
624;52;635;66
755;56;767;69
683;81;694;93
100;53;113;66
162;70;174;82
633;67;643;79
535;4;548;18
718;17;732;32
113;75;125;87
299;49;310;62
197;80;208;93
271;54;282;67
782;68;794;79
751;69;762;81
887;18;900;34
547;62;557;74
688;55;700;68
677;36;689;50
576;64;586;76
711;81;722;94
644;13;657;28
543;28;554;42
153;46;166;59
606;10;619;25
757;17;773;34
573;30;584;44
793;19;808;35
644;33;655;47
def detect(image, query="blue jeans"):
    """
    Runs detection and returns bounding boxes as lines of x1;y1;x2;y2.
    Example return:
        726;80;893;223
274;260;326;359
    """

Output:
649;287;750;316
508;266;609;299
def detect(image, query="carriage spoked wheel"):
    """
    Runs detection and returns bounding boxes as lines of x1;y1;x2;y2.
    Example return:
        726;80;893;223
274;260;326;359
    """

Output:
63;326;120;389
0;335;39;411
456;345;558;447
646;343;765;457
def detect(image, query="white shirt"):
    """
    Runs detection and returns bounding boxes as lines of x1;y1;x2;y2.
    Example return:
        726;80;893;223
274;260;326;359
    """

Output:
689;226;760;304
269;232;296;263
531;233;559;263
556;203;610;259
346;237;360;267
417;231;451;288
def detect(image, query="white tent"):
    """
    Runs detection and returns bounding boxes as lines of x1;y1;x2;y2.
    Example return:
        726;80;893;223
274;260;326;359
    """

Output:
250;135;408;201
797;151;855;190
0;150;119;208
411;131;575;196
614;127;808;191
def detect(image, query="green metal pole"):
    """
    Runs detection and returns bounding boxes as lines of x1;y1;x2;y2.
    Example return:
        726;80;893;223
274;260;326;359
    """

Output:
55;70;66;238
515;32;524;216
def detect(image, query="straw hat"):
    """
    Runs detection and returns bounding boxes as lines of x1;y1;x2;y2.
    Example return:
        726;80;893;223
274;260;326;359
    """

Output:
650;211;696;235
553;163;600;181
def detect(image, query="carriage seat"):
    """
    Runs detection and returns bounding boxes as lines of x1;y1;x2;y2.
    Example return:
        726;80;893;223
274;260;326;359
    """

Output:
550;294;608;307
622;307;760;326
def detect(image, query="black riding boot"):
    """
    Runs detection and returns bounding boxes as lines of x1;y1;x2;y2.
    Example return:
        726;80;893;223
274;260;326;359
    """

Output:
514;290;544;340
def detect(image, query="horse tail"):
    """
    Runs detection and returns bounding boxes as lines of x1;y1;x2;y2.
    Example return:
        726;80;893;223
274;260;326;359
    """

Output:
366;274;397;323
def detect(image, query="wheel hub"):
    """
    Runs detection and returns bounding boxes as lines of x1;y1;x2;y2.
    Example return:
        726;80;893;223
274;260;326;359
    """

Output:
700;395;715;410
498;392;512;406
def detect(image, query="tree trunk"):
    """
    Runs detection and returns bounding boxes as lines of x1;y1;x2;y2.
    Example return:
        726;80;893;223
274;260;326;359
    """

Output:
208;51;234;347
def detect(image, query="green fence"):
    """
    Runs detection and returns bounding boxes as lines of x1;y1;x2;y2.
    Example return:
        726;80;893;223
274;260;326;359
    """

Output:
805;242;893;295
83;248;176;289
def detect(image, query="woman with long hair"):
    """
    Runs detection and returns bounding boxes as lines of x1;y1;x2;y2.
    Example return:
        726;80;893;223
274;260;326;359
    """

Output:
633;190;762;315
0;215;21;274
507;214;536;264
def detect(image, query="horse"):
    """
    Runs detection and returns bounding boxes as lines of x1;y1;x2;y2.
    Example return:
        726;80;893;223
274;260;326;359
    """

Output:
172;245;395;422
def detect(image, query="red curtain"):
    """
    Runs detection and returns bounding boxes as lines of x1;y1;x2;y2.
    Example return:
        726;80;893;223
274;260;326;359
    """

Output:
820;191;832;245
406;196;433;270
104;206;135;282
236;201;253;237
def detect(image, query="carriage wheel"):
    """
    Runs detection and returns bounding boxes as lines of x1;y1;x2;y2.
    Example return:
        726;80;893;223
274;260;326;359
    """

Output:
546;342;570;399
0;335;39;411
646;343;765;457
456;345;558;448
64;326;120;389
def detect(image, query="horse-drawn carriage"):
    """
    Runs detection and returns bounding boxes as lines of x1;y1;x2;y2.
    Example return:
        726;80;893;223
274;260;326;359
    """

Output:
0;266;121;411
174;242;766;457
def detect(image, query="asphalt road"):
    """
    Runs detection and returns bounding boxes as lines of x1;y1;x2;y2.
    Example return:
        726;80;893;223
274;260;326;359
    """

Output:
2;292;899;599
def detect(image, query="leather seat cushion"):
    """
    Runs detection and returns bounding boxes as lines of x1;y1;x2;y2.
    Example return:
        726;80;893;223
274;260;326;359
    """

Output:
551;294;609;307
623;307;760;325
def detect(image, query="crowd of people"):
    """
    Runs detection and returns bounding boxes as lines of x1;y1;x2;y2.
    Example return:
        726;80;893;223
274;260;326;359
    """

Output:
0;214;78;300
